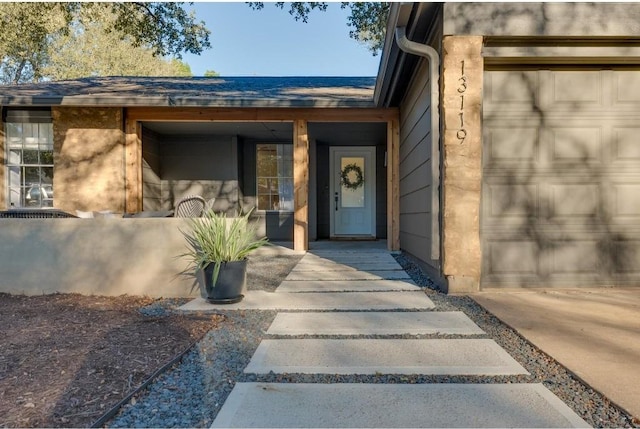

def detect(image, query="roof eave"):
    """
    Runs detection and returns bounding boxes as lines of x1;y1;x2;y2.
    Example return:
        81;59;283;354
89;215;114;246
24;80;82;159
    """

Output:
374;3;414;107
0;96;377;109
374;2;440;108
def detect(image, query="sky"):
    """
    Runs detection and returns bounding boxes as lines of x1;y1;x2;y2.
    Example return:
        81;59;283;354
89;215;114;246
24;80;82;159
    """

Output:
180;2;383;77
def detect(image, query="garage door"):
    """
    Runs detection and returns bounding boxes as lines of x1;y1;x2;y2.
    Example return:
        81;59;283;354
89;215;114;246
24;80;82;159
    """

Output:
482;68;640;288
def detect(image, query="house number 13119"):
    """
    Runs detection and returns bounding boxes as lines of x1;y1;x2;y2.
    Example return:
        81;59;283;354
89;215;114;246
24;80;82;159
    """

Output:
457;60;467;144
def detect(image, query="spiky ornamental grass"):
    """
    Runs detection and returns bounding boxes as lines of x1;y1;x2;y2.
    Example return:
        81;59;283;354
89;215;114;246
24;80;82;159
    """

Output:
180;208;269;288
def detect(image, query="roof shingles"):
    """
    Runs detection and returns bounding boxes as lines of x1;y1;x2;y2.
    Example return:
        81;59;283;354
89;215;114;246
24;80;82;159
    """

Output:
0;76;376;108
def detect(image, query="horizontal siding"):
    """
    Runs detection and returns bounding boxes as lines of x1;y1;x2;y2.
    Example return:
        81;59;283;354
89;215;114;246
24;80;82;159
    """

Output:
400;230;432;265
399;58;439;271
400;163;432;198
400;187;432;214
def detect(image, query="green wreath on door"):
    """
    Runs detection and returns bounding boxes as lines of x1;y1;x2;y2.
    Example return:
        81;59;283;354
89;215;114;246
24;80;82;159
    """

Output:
340;163;364;190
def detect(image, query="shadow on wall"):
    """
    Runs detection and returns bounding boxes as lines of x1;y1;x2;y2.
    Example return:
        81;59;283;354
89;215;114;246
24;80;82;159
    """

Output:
447;3;626;36
164;180;239;216
482;69;639;287
53;107;126;213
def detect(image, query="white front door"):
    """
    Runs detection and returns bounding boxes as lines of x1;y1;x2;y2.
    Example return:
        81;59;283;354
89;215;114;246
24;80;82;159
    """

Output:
330;147;376;237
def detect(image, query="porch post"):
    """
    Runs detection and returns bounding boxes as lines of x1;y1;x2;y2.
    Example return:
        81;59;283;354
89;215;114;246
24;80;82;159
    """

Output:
293;119;309;251
387;119;400;251
124;118;143;213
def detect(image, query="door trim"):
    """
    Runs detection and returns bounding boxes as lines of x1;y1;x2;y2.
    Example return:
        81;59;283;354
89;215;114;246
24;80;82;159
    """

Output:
329;146;376;238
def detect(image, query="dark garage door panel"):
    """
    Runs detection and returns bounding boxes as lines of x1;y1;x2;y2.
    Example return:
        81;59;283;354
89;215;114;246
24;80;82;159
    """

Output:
482;69;640;288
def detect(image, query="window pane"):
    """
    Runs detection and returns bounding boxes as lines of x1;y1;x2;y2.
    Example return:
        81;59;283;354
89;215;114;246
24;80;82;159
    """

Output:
24;166;40;183
257;195;272;211
272;195;281;210
23;149;39;164
257;178;269;194
41;150;54;165
5;122;54;208
256;143;293;211
23;124;36;143
279;178;294;211
38;123;53;146
257;145;277;177
6;123;21;140
41;167;53;182
8;150;21;165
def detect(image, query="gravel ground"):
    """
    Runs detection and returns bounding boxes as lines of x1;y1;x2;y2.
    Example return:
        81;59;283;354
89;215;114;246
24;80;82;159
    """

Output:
105;251;638;429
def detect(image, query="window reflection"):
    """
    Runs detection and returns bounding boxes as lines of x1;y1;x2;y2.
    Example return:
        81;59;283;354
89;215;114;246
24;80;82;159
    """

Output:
5;122;54;208
256;144;293;211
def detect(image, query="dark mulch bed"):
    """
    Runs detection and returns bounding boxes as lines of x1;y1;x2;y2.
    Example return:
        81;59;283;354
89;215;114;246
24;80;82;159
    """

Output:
0;293;222;428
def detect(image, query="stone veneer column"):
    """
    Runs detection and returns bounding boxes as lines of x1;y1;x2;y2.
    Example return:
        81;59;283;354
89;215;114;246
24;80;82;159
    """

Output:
52;107;126;213
441;36;483;293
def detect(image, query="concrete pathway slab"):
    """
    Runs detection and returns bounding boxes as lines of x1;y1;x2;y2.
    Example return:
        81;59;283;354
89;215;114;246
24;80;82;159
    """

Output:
292;261;404;271
212;383;589;428
285;270;411;281
267;311;485;335
276;279;419;293
303;253;398;264
244;339;528;375
179;291;435;311
309;244;390;255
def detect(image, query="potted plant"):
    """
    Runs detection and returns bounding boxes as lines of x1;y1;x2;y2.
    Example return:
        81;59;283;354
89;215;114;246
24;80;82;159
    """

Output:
180;208;268;304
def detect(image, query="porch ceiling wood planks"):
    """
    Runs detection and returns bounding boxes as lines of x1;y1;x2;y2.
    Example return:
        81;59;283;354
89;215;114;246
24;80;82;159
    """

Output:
125;107;398;123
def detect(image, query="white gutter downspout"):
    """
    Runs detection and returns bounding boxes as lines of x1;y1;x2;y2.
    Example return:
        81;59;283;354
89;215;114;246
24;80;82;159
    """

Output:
394;26;441;260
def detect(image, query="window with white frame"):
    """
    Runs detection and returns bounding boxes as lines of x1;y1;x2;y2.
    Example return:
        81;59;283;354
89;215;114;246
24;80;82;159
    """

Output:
5;122;54;208
256;143;293;211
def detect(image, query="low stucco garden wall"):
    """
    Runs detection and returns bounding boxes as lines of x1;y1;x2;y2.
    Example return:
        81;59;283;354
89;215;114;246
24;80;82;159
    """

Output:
0;218;203;298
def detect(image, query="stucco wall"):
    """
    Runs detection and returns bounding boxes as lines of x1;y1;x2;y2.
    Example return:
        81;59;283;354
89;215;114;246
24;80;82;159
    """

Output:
0;218;296;297
52;107;125;213
0;218;293;297
444;2;640;36
0;218;197;297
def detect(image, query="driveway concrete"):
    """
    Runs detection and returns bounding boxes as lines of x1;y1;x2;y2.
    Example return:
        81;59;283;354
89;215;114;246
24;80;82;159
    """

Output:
472;288;640;419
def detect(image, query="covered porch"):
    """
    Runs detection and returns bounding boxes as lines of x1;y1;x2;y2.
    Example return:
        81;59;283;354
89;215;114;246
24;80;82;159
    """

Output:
124;107;400;251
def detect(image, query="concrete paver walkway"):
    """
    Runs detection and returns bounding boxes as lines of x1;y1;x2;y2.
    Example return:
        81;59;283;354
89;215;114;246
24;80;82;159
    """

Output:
180;290;435;311
204;246;590;428
245;338;528;375
267;311;485;335
213;383;589;428
276;278;419;292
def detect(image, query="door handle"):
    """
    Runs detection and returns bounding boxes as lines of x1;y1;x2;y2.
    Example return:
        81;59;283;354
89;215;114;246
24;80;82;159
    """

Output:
334;192;339;211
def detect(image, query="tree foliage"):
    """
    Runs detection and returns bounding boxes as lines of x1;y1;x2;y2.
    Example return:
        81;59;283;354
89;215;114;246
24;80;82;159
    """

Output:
44;9;193;80
0;2;210;84
247;2;389;55
204;69;220;77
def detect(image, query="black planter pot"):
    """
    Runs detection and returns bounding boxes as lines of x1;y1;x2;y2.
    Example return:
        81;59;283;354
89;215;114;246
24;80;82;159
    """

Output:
200;259;248;304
